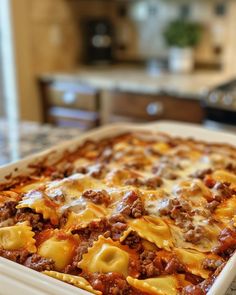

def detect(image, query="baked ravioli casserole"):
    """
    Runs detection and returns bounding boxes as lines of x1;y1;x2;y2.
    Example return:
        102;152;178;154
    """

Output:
1;132;236;295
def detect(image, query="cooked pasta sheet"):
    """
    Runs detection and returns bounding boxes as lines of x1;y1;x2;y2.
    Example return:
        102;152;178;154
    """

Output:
0;131;236;295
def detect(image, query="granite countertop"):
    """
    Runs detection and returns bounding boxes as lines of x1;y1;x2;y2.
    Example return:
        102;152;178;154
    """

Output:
0;119;235;294
0;120;81;166
227;280;236;295
40;66;236;99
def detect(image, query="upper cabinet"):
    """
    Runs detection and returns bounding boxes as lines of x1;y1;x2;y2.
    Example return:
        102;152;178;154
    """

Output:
30;0;73;23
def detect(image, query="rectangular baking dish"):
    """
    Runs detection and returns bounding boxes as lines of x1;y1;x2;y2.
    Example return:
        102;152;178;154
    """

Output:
0;121;236;295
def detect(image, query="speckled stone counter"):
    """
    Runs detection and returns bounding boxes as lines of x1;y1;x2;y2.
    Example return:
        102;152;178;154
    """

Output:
0;119;236;294
227;280;236;295
0;120;81;166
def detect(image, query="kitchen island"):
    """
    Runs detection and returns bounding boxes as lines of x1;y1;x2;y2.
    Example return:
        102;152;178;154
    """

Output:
41;66;234;99
39;66;235;127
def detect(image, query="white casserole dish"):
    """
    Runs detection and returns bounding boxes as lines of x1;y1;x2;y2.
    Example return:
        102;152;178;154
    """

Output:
0;121;236;295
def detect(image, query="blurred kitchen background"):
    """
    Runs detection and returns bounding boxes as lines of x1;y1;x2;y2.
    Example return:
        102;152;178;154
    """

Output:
0;0;236;165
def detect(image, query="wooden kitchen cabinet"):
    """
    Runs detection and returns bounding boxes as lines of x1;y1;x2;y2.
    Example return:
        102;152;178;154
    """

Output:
110;92;204;124
39;79;100;130
39;78;204;128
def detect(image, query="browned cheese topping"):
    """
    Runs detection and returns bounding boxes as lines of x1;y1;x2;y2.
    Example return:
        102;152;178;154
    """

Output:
0;132;236;294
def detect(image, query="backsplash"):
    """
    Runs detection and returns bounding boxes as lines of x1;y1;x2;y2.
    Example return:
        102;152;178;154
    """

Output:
113;0;231;66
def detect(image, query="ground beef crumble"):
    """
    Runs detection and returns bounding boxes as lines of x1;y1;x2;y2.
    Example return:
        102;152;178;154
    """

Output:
88;164;105;179
15;208;51;231
205;200;220;212
225;163;236;174
59;209;70;227
82;189;111;206
0;248;29;264
76;164;106;179
74;218;110;241
182;262;226;295
211;182;233;202
158;197;193;228
0;201;17;223
24;254;55;271
74;216;127;243
139;250;185;279
125;176;163;189
109;219;127;240
202;258;223;271
213;228;236;256
199;262;226;294
47;163;75;180
65;241;89;275
158;197;209;244
164;256;185;274
184;273;204;285
121;231;143;251
139;250;163;278
123;162;144;170
144;176;163;189
86;272;139;295
184;225;206;244
124;178;143;187
191;168;213;180
158;197;191;218
116;191;145;218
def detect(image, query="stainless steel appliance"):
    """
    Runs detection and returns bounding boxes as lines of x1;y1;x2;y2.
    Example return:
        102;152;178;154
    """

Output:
82;18;114;65
203;79;236;132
